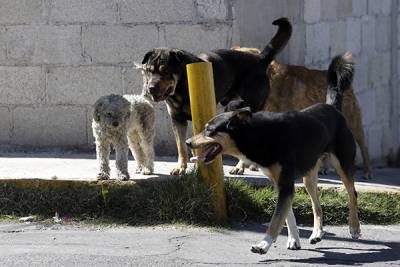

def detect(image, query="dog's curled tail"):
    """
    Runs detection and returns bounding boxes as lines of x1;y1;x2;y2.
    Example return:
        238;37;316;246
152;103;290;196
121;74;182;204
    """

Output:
326;52;354;111
261;17;292;64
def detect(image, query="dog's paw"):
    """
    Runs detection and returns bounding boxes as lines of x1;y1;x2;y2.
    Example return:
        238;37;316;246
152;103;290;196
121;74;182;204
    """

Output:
286;237;301;250
362;171;373;180
249;164;259;171
170;166;186;175
141;167;153;175
309;229;324;244
117;173;130;181
350;226;361;239
96;172;110;180
135;167;142;174
250;235;273;255
229;166;245;175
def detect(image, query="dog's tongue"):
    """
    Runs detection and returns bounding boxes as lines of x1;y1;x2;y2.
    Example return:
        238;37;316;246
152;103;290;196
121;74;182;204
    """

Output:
189;145;213;163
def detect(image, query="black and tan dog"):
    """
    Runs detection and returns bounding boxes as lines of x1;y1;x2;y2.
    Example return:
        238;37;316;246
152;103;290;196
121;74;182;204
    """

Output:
136;18;292;175
186;53;361;254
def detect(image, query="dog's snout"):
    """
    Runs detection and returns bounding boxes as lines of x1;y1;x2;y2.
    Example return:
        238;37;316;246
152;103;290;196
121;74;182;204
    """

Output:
112;121;119;127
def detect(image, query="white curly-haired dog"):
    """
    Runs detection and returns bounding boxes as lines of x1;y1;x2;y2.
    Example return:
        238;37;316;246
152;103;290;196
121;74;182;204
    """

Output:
92;94;155;180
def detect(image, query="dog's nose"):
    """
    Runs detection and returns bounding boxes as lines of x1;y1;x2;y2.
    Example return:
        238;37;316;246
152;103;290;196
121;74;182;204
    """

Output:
185;139;193;148
148;86;157;95
112;121;119;127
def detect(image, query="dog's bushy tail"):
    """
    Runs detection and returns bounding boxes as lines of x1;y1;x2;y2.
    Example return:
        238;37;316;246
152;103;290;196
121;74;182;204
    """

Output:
260;17;292;64
326;52;354;111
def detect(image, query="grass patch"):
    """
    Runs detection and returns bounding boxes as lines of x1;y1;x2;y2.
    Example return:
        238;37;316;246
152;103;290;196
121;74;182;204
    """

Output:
0;175;399;226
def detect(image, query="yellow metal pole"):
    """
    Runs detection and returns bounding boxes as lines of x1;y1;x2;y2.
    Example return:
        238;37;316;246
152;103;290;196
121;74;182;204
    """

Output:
186;62;227;224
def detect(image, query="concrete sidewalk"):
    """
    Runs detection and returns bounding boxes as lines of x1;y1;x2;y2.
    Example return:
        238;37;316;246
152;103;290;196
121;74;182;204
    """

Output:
0;152;399;192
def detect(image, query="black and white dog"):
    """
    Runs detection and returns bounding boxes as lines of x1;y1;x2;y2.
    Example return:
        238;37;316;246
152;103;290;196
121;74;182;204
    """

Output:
186;53;361;254
136;18;292;175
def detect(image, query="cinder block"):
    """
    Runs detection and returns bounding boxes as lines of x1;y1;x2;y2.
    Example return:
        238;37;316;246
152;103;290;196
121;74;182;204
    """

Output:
320;0;337;20
304;0;321;23
305;22;330;64
123;67;145;95
119;0;195;23
0;66;44;105
368;0;392;16
47;66;124;105
375;85;390;123
368;52;391;88
353;54;368;93
287;23;306;65
367;125;383;160
12;106;87;146
0;107;11;143
329;20;346;57
336;0;352;18
6;25;82;65
285;0;303;24
82;25;161;64
361;16;375;55
49;0;118;24
375;16;391;52
0;0;42;24
346;17;361;55
353;0;367;16
0;27;6;63
356;89;376;127
164;24;230;53
195;0;227;20
153;102;177;155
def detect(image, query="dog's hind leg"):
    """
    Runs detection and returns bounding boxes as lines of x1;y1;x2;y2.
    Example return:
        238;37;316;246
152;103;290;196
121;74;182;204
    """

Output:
128;131;146;174
139;131;155;175
303;161;324;244
330;154;361;239
95;137;111;180
114;137;130;181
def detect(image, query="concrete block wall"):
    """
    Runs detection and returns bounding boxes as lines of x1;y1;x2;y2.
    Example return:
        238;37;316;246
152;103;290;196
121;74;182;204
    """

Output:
0;0;399;164
0;0;238;154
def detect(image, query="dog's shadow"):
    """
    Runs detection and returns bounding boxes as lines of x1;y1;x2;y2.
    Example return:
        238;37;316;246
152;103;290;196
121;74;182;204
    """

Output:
242;224;400;265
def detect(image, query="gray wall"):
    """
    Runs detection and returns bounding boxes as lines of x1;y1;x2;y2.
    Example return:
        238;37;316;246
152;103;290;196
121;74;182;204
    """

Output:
0;0;399;165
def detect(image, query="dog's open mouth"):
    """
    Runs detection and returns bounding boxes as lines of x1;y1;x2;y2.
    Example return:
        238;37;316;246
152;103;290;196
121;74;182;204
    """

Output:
152;87;174;102
190;143;222;164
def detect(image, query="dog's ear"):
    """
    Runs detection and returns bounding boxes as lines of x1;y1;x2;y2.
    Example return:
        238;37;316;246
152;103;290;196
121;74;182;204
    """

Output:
170;49;185;63
227;107;252;130
141;50;154;64
93;100;104;122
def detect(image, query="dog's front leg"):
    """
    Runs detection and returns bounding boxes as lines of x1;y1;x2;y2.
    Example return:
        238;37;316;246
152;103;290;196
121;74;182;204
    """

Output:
170;118;188;175
251;181;295;255
95;137;111;180
115;138;130;181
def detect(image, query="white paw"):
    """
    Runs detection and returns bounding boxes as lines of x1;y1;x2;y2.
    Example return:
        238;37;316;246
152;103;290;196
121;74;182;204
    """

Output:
309;229;324;244
135;167;142;174
141;167;153;175
170;166;186;175
287;236;301;250
96;172;110;180
229;166;245;175
250;235;273;255
117;173;130;181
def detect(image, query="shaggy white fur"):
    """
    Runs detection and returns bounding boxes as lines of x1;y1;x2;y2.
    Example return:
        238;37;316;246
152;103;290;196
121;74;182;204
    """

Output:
92;94;155;180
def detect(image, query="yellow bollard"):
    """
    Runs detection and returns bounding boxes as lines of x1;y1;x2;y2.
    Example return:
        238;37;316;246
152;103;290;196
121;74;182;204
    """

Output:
186;62;227;224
